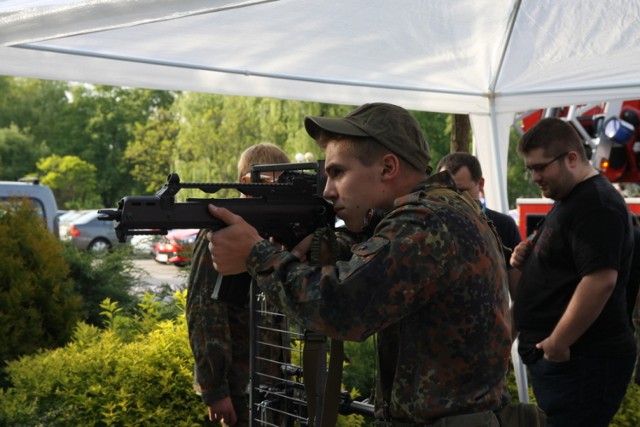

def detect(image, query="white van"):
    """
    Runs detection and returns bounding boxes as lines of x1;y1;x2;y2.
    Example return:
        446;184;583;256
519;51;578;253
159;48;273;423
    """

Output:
0;179;60;237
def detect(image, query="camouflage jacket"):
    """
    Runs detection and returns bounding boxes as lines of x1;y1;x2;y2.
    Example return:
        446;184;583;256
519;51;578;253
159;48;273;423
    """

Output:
247;171;512;424
186;230;290;410
186;230;250;404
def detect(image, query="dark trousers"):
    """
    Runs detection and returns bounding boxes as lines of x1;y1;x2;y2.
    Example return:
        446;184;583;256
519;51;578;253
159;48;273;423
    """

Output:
528;353;636;427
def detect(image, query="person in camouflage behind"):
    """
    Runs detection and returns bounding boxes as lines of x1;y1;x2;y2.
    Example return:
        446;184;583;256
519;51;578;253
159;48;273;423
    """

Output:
204;103;513;426
186;142;291;427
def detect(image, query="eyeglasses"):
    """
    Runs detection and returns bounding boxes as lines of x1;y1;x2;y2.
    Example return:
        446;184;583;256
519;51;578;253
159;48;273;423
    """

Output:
525;152;569;175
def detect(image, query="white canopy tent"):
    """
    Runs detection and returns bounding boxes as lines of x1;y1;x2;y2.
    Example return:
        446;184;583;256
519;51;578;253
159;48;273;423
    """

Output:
3;0;640;212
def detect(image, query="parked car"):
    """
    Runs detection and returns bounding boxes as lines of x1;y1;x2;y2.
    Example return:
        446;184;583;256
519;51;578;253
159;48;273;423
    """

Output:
130;234;161;257
65;210;127;251
0;179;59;237
58;209;92;240
152;229;199;266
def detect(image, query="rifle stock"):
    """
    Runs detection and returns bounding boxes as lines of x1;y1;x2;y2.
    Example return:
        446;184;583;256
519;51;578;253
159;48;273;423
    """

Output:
97;162;335;250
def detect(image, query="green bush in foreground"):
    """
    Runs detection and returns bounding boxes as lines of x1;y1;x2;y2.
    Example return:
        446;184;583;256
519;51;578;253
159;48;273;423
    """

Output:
61;242;141;328
611;380;640;427
0;291;205;427
0;200;82;386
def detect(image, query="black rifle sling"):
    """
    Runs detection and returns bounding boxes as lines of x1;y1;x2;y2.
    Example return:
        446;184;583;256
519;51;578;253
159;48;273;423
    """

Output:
323;338;344;426
303;333;345;427
303;227;344;427
303;331;326;427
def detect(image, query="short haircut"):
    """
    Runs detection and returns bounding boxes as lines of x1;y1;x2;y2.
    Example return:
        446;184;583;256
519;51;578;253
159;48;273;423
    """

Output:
435;152;483;182
236;142;290;181
518;118;588;162
316;130;408;168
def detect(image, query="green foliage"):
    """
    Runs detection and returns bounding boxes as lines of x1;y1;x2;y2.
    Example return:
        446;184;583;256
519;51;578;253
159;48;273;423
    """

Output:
172;94;278;188
36;154;101;209
0;293;207;427
0;125;50;180
612;382;640;427
0;200;82;380
124;109;180;193
62;84;177;206
60;242;141;328
342;337;376;401
0;78;70;153
413;111;452;170
506;127;540;208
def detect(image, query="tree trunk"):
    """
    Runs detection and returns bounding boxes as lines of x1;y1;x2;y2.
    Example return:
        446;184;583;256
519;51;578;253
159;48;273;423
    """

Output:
451;114;471;152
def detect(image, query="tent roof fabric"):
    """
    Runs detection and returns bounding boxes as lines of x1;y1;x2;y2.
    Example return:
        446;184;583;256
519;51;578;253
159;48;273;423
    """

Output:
1;0;640;212
3;0;639;114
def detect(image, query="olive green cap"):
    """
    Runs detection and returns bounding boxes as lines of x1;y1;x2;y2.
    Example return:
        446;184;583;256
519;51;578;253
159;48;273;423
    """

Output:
304;102;431;172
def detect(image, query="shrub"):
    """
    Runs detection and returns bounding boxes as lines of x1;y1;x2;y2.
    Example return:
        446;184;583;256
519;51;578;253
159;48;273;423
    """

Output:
611;382;640;427
61;242;141;327
0;200;82;385
0;291;206;426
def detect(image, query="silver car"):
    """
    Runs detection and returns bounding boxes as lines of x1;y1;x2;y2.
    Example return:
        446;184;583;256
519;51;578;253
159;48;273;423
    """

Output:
64;210;127;251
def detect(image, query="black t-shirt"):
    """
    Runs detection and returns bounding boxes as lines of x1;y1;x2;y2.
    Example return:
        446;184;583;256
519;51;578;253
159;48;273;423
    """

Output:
514;174;636;363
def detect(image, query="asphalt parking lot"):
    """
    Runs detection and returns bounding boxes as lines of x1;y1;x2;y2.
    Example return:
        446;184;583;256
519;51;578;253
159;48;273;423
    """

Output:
132;258;188;292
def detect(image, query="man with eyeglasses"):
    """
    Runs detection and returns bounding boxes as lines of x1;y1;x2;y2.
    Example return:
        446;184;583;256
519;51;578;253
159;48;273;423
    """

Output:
511;118;637;427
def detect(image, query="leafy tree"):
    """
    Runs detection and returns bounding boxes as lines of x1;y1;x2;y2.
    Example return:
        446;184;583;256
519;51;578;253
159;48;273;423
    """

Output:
124;108;180;193
64;85;177;206
0;78;71;151
36;154;101;209
413;111;451;169
506;127;540;207
0;125;50;180
172;93;262;185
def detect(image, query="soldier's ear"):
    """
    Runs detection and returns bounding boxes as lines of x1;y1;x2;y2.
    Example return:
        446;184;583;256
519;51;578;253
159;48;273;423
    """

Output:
380;154;400;180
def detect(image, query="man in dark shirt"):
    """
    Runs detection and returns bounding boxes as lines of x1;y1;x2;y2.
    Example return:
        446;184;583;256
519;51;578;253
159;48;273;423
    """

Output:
511;118;637;427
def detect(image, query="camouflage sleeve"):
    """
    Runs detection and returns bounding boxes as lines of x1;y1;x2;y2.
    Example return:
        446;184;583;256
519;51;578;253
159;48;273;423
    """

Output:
247;204;452;341
186;230;232;403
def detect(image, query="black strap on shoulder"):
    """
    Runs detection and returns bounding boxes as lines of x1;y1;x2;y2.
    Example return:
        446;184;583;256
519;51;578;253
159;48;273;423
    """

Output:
303;330;326;427
303;227;344;427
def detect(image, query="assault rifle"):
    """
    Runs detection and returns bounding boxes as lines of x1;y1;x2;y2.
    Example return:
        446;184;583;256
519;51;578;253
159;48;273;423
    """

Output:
97;162;335;250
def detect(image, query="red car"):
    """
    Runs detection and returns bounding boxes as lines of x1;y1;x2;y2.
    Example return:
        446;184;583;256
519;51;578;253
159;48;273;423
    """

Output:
152;229;199;266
